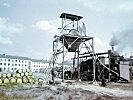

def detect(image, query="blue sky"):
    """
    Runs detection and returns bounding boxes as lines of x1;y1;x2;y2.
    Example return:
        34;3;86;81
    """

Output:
0;0;133;59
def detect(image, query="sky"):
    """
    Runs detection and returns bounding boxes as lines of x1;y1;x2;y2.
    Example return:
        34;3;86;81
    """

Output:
0;0;133;60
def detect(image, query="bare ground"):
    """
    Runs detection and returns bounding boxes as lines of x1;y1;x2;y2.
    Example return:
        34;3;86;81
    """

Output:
1;81;133;100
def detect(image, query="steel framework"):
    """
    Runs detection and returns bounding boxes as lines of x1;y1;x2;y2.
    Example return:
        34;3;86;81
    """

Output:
51;13;96;82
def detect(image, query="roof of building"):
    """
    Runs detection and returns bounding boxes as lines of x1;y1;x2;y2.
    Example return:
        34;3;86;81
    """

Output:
0;54;30;60
0;54;49;63
30;59;49;63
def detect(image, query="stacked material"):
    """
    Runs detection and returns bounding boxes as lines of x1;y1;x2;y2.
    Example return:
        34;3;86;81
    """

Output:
0;69;44;84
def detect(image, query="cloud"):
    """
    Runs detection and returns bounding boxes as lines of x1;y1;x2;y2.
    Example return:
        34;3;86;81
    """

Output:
34;19;60;36
78;0;133;13
94;37;110;53
1;2;10;7
0;17;24;45
80;37;110;54
23;47;52;59
0;17;23;35
116;3;133;12
0;36;13;45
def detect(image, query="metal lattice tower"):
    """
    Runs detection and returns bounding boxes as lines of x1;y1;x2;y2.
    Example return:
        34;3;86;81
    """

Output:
51;13;96;82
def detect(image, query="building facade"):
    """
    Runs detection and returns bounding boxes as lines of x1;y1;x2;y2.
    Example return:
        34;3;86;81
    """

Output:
30;59;49;73
0;54;49;73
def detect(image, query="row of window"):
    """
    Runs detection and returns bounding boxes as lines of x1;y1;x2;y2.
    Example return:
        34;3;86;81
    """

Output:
1;67;39;72
0;58;28;63
0;63;28;67
0;59;48;65
0;63;49;67
33;65;48;68
3;67;17;71
32;62;48;65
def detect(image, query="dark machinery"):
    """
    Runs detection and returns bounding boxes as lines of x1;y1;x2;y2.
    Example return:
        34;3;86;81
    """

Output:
79;50;121;82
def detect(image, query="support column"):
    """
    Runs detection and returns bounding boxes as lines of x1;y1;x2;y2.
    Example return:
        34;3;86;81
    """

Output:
52;41;55;83
77;49;80;81
62;37;65;82
92;38;96;82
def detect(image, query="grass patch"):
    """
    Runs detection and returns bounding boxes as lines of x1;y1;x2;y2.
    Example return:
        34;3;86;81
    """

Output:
0;92;33;100
0;84;34;100
0;83;23;89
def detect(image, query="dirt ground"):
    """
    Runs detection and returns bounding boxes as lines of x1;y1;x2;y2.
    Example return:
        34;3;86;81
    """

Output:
1;81;133;100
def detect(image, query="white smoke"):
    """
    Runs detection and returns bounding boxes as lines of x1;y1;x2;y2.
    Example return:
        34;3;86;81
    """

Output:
109;35;119;46
110;29;133;53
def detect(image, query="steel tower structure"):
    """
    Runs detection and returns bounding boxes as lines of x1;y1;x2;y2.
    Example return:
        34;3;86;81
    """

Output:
52;13;96;82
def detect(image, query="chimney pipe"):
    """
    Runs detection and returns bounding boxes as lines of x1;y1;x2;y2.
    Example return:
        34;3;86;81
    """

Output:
112;45;114;51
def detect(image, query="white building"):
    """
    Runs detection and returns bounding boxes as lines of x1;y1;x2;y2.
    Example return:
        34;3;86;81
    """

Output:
30;59;49;73
0;54;49;73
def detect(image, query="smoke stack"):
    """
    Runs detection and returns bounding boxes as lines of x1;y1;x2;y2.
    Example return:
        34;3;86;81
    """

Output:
111;45;114;51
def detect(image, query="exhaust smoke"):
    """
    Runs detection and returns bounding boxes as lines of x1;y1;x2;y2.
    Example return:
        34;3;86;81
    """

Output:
110;29;133;53
109;35;119;51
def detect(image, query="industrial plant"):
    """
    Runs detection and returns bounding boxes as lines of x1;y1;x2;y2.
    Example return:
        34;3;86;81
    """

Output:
1;13;132;85
50;13;133;84
1;13;133;100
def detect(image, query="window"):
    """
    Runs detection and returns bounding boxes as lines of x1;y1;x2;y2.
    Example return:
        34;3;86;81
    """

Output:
4;67;6;70
15;64;17;66
4;63;6;66
19;60;20;62
12;64;14;66
12;59;14;62
8;63;10;66
0;63;2;65
0;59;2;61
19;64;20;66
15;60;17;62
25;64;26;67
5;59;6;61
8;59;10;62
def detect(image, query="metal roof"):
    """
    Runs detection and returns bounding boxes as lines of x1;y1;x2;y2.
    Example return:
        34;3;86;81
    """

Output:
0;54;49;63
30;59;49;63
60;13;83;21
0;54;30;60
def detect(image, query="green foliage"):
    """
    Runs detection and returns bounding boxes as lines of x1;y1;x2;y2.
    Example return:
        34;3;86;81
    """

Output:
0;92;6;97
0;84;33;100
0;92;33;100
0;83;23;89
